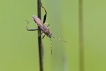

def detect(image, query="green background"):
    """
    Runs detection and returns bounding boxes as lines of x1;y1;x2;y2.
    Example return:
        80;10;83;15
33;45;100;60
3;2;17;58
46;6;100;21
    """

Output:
0;0;106;71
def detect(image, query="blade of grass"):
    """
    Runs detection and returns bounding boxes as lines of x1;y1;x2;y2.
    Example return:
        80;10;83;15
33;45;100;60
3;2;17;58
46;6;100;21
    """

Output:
79;0;84;71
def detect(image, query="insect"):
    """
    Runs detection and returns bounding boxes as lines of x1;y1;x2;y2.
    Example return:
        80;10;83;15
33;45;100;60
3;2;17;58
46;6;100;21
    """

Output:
25;5;66;54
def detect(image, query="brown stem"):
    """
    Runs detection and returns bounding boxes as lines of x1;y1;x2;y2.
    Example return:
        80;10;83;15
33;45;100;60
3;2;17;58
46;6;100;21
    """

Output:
37;0;44;71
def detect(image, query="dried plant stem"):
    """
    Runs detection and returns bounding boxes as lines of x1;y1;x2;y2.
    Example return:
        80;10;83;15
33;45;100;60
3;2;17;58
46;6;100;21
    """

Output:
37;0;43;71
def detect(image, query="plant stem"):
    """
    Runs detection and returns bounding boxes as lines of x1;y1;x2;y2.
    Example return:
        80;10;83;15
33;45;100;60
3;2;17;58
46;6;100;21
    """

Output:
79;0;84;71
37;0;43;71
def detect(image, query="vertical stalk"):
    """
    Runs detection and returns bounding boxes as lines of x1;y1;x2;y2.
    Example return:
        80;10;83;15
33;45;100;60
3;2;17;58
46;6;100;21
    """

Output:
79;0;84;71
37;0;43;71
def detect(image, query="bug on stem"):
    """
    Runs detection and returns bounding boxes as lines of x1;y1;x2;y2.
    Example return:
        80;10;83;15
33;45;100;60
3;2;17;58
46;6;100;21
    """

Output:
26;5;66;54
33;15;52;38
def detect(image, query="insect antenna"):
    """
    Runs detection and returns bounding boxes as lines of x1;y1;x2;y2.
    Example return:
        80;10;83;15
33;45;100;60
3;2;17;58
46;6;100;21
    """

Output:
50;38;52;55
49;36;66;55
52;36;67;42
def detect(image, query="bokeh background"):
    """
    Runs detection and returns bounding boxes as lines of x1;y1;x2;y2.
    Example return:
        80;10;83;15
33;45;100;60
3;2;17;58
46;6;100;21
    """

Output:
0;0;106;71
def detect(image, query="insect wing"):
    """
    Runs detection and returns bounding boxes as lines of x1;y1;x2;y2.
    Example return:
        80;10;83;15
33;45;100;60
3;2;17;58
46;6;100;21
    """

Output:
36;18;49;32
33;15;49;32
38;22;48;32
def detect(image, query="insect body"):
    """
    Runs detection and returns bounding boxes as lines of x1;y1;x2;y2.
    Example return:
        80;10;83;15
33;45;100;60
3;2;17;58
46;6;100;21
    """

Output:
26;5;66;54
32;15;52;38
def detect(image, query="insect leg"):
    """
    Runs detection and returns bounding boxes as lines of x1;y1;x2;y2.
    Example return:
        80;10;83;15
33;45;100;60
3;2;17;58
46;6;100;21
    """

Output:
25;20;38;31
41;4;47;24
47;24;50;27
42;35;45;39
50;38;52;55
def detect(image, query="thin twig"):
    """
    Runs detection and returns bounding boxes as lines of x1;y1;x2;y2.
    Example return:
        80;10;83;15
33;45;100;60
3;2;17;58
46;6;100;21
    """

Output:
37;0;44;71
79;0;84;71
